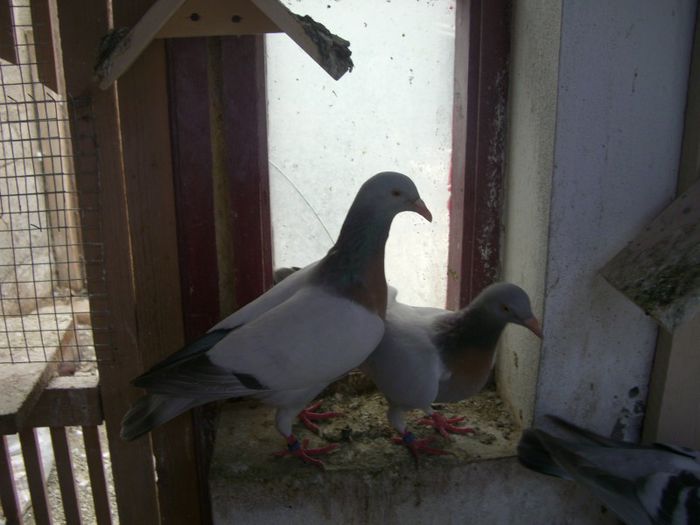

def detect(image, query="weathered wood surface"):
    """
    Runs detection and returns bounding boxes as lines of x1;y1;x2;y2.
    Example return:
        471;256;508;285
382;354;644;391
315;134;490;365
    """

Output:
601;180;700;331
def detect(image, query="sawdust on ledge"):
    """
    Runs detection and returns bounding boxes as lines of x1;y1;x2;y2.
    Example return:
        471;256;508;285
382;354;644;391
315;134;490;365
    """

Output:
212;375;519;481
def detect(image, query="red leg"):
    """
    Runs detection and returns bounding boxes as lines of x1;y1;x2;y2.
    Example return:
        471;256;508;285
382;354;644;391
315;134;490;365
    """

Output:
298;400;343;433
274;435;339;470
392;431;452;461
418;412;475;438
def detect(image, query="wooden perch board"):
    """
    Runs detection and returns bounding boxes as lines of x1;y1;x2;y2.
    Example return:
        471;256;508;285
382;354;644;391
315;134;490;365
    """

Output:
601;179;700;332
96;0;352;89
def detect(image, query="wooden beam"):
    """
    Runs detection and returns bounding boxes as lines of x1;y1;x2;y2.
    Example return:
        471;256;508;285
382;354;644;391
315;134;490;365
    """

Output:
447;0;511;309
251;0;352;80
219;35;273;307
167;38;220;524
167;37;220;339
112;2;201;522
0;0;17;65
55;0;161;522
157;0;280;38
96;0;186;89
30;0;63;94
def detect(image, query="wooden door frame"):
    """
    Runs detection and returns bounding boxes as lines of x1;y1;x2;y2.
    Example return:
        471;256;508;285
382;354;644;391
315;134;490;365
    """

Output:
447;0;511;309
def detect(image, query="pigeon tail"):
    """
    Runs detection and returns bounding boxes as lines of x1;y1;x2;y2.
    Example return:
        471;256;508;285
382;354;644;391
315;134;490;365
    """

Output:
517;429;572;480
120;394;200;441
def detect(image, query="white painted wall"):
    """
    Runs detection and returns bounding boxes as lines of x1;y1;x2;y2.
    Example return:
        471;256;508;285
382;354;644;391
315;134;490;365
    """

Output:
266;0;455;307
498;0;697;440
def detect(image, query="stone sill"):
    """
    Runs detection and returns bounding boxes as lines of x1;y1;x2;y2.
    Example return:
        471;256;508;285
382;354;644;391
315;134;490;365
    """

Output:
208;385;612;524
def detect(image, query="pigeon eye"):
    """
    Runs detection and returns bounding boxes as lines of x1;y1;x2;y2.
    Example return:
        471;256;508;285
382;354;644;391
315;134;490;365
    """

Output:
391;189;401;197
501;304;510;312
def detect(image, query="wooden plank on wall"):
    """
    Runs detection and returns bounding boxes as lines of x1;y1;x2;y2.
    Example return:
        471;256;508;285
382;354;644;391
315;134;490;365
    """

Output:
166;34;273;523
112;2;201;522
167;37;220;524
0;0;17;65
219;35;273;307
54;0;161;522
30;0;62;93
167;37;220;339
446;0;510;309
50;427;82;525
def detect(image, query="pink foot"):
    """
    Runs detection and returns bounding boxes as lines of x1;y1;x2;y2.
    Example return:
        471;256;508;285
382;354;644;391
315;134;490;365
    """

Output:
418;412;475;438
274;436;339;470
298;400;343;433
392;431;451;461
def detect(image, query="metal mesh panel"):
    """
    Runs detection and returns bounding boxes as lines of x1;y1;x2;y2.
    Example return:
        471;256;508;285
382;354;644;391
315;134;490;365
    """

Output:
0;0;107;363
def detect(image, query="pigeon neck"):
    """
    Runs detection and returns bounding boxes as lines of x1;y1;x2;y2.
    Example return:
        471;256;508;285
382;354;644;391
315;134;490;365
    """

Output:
317;207;393;317
437;307;507;355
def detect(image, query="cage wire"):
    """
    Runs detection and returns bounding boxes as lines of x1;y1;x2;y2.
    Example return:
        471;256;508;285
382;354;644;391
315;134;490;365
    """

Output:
0;0;108;364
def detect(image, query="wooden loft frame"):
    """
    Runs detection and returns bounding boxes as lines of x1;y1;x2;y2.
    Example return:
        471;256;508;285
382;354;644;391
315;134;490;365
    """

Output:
44;0;511;522
447;0;511;309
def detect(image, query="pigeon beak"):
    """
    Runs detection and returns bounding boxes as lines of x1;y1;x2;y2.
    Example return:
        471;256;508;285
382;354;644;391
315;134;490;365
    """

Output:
412;198;433;222
523;317;543;338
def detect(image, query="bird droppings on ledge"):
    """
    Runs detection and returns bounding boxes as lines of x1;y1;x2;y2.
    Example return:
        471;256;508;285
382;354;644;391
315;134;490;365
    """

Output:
211;384;519;481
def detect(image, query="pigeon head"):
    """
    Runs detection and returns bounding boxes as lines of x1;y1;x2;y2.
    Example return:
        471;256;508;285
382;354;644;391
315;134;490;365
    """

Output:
474;282;542;337
353;172;432;222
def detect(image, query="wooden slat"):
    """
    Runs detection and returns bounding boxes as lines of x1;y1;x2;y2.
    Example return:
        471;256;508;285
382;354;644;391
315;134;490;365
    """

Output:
167;38;220;524
166;37;220;338
82;425;112;525
0;0;17;65
55;0;161;522
112;2;201;522
0;435;21;525
50;427;82;525
30;0;62;93
219;35;273;307
19;428;51;525
446;0;510;309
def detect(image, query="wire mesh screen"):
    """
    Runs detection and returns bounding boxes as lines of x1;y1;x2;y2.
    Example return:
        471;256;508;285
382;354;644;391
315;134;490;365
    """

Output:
0;0;107;364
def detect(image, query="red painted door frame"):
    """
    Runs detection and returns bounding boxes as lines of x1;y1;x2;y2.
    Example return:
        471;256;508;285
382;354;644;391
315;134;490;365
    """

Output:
447;0;511;309
167;34;272;524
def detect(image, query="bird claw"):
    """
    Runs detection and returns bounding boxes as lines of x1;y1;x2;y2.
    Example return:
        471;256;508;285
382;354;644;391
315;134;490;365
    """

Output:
298;400;343;433
392;432;452;461
418;412;475;438
274;437;339;469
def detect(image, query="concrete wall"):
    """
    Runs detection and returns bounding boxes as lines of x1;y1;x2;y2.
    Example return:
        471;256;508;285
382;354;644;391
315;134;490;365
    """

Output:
266;0;455;307
497;0;697;439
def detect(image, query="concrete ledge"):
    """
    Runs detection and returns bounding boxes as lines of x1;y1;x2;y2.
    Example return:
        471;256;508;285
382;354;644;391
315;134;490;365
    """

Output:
210;390;614;524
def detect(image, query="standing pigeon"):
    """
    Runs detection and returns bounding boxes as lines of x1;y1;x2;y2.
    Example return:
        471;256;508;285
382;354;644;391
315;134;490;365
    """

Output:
360;282;542;458
120;172;432;468
518;415;700;525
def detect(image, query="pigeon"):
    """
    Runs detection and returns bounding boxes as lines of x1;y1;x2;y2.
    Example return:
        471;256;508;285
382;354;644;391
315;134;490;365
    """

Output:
518;415;700;525
360;282;542;458
120;172;432;468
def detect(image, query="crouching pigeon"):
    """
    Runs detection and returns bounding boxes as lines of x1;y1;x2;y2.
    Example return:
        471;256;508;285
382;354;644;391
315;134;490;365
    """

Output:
120;172;432;468
361;282;541;459
518;415;700;525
